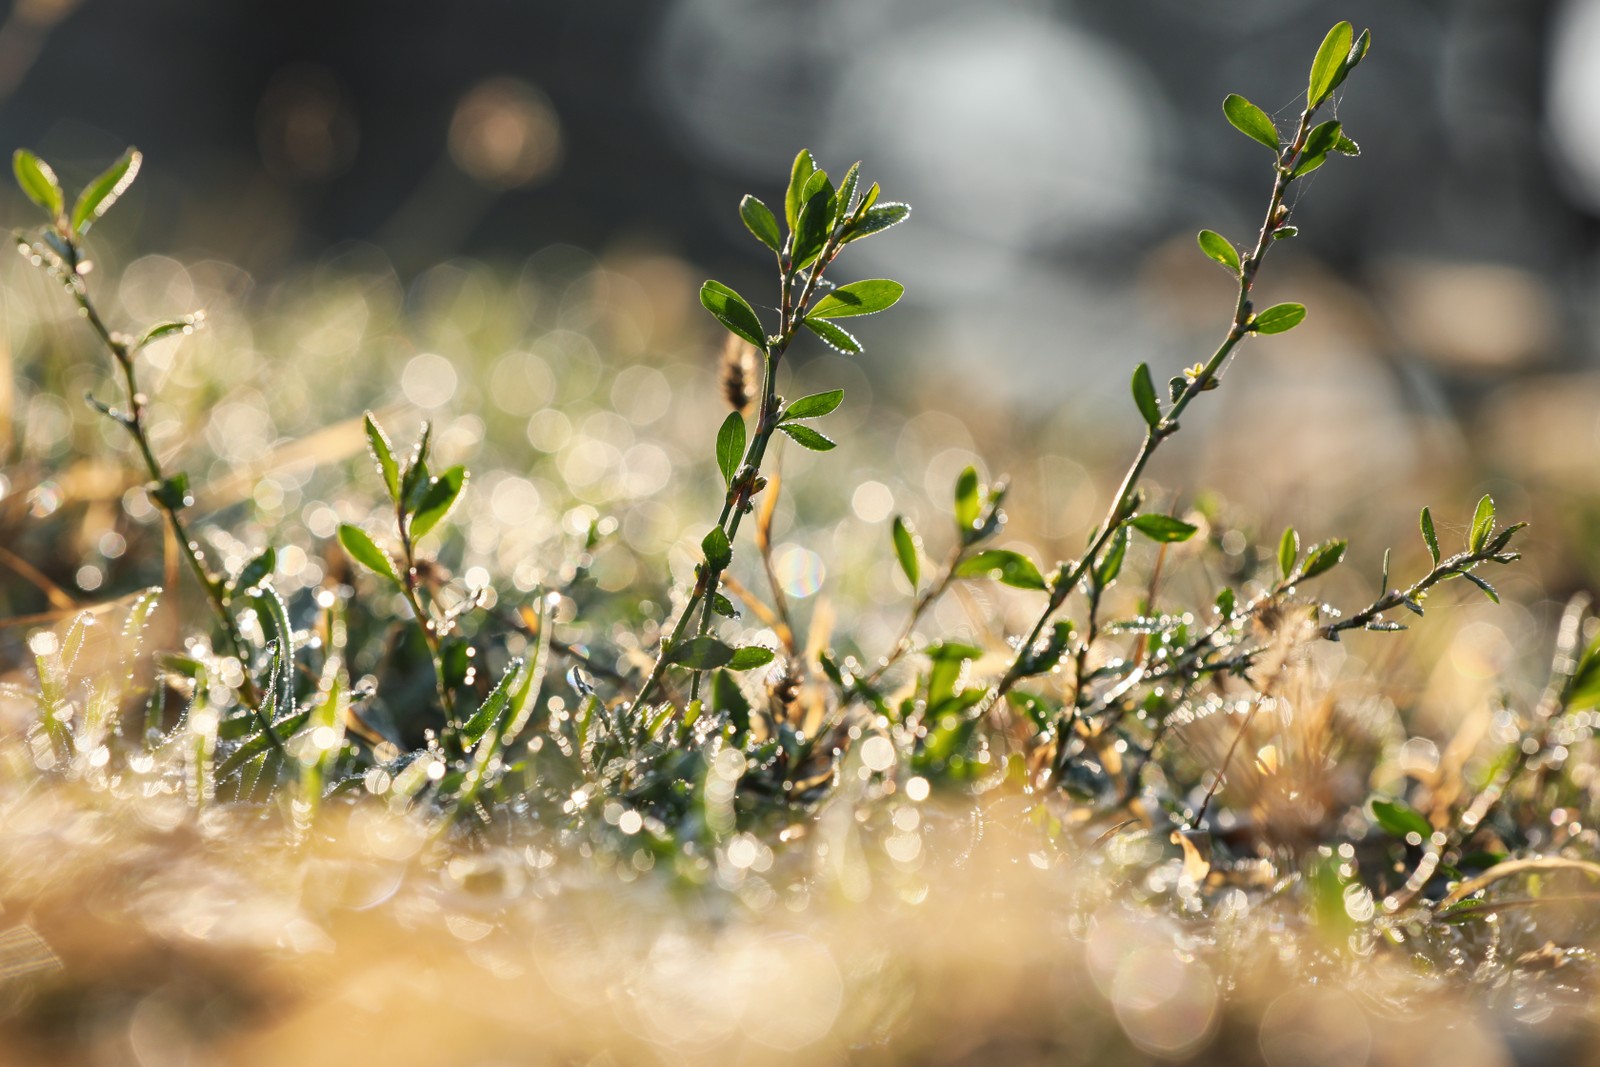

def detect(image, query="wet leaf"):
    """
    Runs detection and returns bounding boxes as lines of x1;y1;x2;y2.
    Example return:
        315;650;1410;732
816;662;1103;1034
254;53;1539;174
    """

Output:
364;413;401;502
338;524;401;585
1462;571;1499;603
702;526;732;571
232;547;276;597
845;202;911;243
727;646;776;671
1278;526;1300;581
802;316;862;354
1299;539;1347;580
409;465;467;540
12;149;63;220
954;467;981;532
1372;798;1432;840
784;149;817;232
1095;526;1130;586
669;635;735;670
1469;494;1496;553
1420;506;1440;565
777;423;835;452
72;147;142;236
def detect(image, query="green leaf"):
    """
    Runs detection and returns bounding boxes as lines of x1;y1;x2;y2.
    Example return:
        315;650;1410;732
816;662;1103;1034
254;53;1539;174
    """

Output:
777;423;835;452
364;412;401;502
809;279;904;319
792;179;836;269
12;149;63;220
1469;494;1496;553
802;317;862;354
1095;526;1130;587
1371;798;1432;840
1252;303;1306;334
784;149;817;232
461;659;524;747
1462;571;1499;604
727;646;776;671
1196;230;1241;274
954;467;981;532
954;549;1047;591
844;202;911;243
892;515;920;589
1309;22;1355;108
700;280;767;349
1222;94;1279;151
712;670;751;737
669;636;735;671
716;411;745;488
232;547;276;597
1302;120;1343;159
834;161;861;224
1299;539;1347;581
409;465;467;540
1278;526;1300;581
1131;363;1161;427
71;147;142;235
1420;506;1440;565
711;593;739;619
1332;134;1361;156
1129;514;1197;543
338;523;401;585
739;194;782;252
1291;152;1328;179
781;388;844;422
702;526;732;571
135;315;202;350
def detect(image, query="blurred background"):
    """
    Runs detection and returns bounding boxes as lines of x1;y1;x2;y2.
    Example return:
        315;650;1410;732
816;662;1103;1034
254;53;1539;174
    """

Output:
2;0;1598;702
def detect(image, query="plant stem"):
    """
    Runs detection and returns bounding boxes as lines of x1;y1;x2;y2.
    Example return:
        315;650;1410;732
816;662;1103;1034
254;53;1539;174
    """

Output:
980;104;1323;723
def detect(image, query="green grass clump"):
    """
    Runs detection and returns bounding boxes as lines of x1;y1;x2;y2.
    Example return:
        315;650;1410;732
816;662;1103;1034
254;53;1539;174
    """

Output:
2;20;1599;1064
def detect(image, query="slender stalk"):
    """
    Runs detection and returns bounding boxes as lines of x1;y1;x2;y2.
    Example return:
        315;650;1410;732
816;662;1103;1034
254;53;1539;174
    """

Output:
980;104;1324;722
394;498;457;727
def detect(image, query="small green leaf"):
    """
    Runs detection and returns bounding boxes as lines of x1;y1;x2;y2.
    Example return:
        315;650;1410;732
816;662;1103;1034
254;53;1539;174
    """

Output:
739;194;782;252
1222;94;1279;151
834;161;861;224
954;467;981;532
711;593;739;619
810;279;904;319
669;635;735;670
1371;798;1432;840
1095;526;1130;587
1420;506;1440;565
784;149;817;232
135;314;201;350
802;316;862;354
777;423;835;452
1216;587;1237;617
702;526;732;571
12;149;63;220
1299;539;1347;581
364;412;401;502
1309;22;1355;108
1469;494;1496;553
71;147;142;235
892;515;920;589
233;547;276;597
727;646;776;671
338;524;401;585
716;411;746;488
1252;303;1307;334
1291;152;1328;179
700;280;767;349
1196;230;1241;274
781;388;844;422
1278;526;1300;581
1131;363;1161;427
1332;134;1361;156
844;202;911;243
1462;571;1499;603
954;549;1047;591
409;465;467;541
1130;514;1197;543
1302;120;1343;159
792;180;836;269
